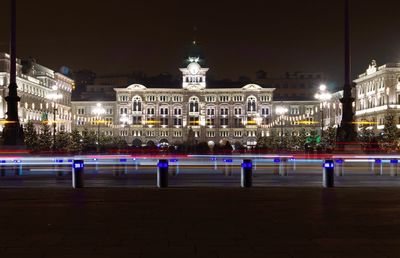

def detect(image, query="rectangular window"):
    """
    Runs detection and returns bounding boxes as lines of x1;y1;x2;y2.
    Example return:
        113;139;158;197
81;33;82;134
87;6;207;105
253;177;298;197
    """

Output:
132;116;141;125
173;131;182;137
120;107;128;114
189;117;199;126
219;96;229;102
160;107;169;115
147;107;155;115
174;108;182;115
234;131;242;137
220;118;229;126
234;118;242;127
207;108;215;116
172;96;182;102
261;108;269;116
220;131;229;137
206;96;216;102
160;118;168;126
174;118;182;126
119;95;129;102
159;96;169;102
234;108;242;115
220;108;229;116
146;95;156;102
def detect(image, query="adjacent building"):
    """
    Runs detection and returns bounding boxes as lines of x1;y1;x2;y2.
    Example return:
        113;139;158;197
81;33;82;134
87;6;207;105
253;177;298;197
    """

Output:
0;53;74;132
354;60;400;131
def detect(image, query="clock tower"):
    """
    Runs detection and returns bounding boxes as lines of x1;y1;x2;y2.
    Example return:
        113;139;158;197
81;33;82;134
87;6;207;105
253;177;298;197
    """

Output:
180;41;209;90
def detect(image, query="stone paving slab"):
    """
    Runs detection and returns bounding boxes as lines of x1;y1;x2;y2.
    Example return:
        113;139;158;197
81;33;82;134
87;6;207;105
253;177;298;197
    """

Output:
0;188;399;257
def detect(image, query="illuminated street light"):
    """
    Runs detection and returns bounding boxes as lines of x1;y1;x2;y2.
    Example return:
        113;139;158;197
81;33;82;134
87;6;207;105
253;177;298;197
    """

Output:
315;84;332;138
275;106;288;147
92;103;106;145
46;87;63;151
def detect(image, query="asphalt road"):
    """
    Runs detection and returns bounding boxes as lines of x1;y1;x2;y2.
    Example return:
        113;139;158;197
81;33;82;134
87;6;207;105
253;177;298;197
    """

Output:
0;187;399;258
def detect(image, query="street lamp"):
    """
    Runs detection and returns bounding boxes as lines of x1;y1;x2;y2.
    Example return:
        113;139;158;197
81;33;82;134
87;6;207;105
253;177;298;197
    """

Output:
120;114;131;143
92;103;106;145
276;106;288;147
46;85;62;151
314;84;332;139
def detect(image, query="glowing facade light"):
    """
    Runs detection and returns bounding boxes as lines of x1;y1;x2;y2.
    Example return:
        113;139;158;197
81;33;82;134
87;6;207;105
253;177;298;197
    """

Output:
92;103;106;116
276;106;288;115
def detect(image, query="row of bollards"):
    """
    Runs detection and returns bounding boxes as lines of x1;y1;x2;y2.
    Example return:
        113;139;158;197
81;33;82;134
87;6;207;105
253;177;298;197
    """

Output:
5;158;400;189
69;158;329;189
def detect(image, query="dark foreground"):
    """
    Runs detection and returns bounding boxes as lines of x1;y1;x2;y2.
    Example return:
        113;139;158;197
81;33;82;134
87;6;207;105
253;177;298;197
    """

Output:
0;188;399;258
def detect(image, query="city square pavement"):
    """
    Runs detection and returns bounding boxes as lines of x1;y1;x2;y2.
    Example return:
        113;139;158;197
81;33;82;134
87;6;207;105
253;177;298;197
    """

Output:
0;188;399;258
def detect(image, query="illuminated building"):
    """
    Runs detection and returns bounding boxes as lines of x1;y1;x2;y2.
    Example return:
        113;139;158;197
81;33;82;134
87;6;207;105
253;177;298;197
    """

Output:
71;42;321;147
0;53;74;132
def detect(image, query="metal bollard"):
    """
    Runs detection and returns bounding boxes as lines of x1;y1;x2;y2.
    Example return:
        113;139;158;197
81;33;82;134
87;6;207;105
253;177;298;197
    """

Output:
72;160;85;188
323;160;335;188
390;159;398;176
170;159;179;176
374;159;383;176
241;160;253;188
335;159;344;176
157;160;169;188
212;157;217;171
273;158;280;175
279;158;288;176
224;159;233;176
14;160;21;176
1;161;6;177
55;160;63;177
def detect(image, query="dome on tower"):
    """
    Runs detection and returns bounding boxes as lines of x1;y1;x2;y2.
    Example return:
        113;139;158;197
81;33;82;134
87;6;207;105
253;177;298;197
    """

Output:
182;41;207;67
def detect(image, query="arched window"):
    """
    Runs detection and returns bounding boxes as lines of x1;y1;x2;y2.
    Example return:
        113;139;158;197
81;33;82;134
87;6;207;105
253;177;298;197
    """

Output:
247;96;257;112
132;96;142;112
189;96;199;113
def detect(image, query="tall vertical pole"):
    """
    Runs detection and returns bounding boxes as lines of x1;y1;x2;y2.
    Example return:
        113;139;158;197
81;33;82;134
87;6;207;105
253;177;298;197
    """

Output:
53;104;56;151
280;116;283;146
321;104;324;139
3;0;23;146
337;0;356;145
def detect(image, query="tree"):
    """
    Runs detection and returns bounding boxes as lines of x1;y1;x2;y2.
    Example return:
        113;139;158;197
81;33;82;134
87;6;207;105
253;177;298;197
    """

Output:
111;136;128;150
38;122;52;151
358;123;376;152
322;126;337;152
69;129;83;153
257;130;280;153
380;111;400;152
54;130;71;152
81;128;97;152
24;121;38;151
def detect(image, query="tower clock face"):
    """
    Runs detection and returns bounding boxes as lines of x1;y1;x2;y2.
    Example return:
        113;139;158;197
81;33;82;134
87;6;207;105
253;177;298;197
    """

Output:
188;62;201;75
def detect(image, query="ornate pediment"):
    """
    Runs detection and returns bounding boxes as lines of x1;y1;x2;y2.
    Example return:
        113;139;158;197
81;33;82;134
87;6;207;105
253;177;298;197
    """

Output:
127;84;147;90
242;84;262;91
366;60;377;75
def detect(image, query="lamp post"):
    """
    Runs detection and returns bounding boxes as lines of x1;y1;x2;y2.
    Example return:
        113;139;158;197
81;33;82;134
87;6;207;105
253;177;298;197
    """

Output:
276;106;288;148
92;103;106;146
315;84;332;139
3;0;23;146
120;114;131;144
46;86;62;151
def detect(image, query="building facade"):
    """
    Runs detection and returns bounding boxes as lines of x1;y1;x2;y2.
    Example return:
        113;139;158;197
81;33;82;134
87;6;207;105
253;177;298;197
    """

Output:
71;53;322;148
0;53;74;132
354;61;400;131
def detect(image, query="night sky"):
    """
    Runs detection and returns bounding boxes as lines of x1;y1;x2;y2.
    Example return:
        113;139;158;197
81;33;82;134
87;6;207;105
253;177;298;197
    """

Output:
1;0;400;88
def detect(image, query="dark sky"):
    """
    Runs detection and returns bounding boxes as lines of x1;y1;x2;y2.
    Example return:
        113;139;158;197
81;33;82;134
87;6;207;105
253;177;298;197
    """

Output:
1;0;400;88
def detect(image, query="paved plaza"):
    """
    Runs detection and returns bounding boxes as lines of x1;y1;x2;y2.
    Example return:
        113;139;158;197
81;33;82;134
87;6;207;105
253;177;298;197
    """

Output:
0;188;399;258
